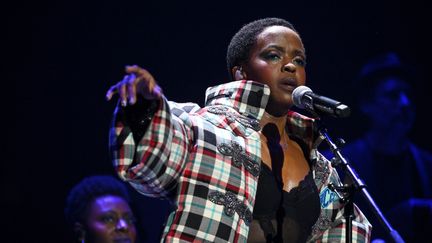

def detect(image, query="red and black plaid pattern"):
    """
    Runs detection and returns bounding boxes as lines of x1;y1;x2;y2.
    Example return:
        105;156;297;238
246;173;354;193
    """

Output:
110;80;371;242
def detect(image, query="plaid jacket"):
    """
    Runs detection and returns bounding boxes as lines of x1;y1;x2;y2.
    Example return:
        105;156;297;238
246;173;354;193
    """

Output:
110;80;371;242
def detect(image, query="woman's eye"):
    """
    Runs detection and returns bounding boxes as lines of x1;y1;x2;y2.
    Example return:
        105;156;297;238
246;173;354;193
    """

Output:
264;53;281;61
293;58;306;67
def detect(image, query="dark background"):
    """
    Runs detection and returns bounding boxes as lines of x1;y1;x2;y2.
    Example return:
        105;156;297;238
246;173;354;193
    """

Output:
9;0;431;242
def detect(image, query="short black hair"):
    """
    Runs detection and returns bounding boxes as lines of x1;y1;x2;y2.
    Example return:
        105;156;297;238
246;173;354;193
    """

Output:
64;175;131;227
226;17;297;80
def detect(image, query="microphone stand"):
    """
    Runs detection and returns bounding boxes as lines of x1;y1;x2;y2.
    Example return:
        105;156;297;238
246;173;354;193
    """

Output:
315;120;405;243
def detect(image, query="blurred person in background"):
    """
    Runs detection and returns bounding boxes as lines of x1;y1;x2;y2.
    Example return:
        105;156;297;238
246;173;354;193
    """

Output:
65;175;137;243
322;52;432;242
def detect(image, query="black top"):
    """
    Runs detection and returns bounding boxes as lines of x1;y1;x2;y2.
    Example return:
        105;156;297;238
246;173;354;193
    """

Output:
250;163;320;243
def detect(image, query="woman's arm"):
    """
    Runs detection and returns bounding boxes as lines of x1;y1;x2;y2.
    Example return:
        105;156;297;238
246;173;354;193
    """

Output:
107;65;195;198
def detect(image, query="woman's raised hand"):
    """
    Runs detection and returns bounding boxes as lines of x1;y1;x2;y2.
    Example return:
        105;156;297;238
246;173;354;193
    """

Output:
106;65;162;106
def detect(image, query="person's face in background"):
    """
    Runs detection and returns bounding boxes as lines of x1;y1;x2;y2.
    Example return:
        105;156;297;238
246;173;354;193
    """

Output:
241;25;306;116
85;195;137;243
362;76;415;135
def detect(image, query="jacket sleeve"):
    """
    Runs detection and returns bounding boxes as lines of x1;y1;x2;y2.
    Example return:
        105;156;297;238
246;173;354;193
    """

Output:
109;96;197;198
309;152;372;242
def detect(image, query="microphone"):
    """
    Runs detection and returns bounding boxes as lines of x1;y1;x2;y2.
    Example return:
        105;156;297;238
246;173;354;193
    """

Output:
292;86;351;118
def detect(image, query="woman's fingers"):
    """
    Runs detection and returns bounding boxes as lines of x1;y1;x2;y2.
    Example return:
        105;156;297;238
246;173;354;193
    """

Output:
105;74;128;102
106;65;161;106
119;75;128;106
105;85;116;101
126;74;137;105
127;65;161;99
125;65;146;76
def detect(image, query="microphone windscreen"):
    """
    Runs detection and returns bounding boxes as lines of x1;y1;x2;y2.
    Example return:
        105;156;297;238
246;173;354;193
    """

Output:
292;86;312;109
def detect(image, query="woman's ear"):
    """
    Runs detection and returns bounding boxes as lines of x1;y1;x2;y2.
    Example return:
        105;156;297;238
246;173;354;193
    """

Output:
232;66;246;80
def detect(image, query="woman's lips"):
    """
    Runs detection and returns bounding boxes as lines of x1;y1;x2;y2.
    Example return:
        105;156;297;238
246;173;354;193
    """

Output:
279;79;297;92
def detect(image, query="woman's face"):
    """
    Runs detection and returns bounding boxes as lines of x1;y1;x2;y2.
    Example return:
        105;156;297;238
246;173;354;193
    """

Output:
242;25;306;115
85;195;137;243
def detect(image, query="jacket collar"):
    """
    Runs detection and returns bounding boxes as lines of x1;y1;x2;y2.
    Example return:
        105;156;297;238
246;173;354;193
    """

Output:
205;80;270;121
204;80;317;149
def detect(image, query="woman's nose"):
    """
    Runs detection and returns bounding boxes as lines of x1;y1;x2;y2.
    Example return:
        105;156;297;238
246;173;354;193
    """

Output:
283;62;296;72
